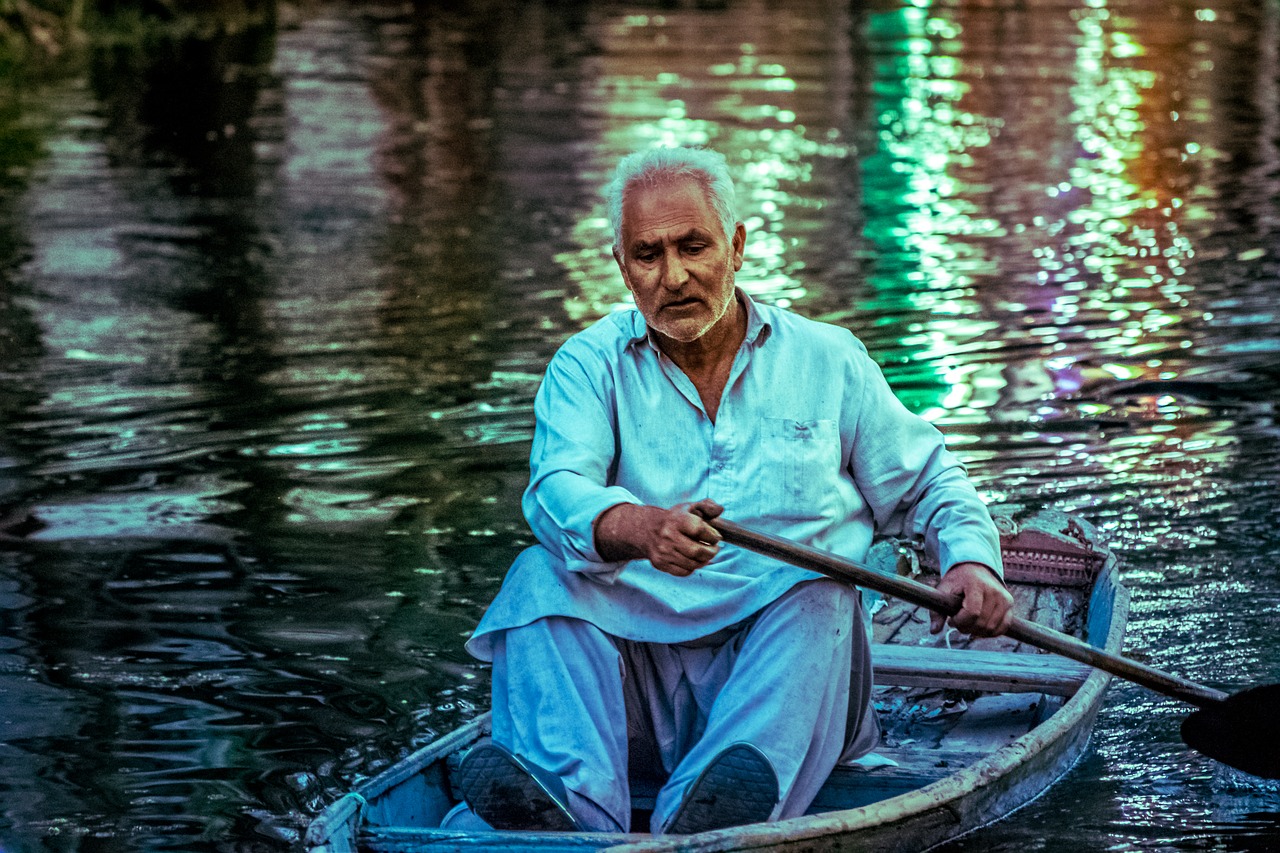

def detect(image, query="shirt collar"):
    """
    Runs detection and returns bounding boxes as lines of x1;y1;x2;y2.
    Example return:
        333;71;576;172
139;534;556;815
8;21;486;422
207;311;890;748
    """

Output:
624;288;772;353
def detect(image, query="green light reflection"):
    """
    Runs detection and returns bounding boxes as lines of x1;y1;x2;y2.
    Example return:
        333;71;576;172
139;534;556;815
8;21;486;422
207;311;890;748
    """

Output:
860;2;1004;419
558;4;852;324
1028;0;1204;394
855;0;1220;422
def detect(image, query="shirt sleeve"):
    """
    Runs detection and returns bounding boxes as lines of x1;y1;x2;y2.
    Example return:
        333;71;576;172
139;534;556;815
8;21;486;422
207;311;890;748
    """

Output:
521;342;642;582
843;338;1004;577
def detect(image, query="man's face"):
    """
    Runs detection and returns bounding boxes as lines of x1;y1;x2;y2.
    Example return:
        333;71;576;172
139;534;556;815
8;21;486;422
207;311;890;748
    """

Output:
614;178;745;344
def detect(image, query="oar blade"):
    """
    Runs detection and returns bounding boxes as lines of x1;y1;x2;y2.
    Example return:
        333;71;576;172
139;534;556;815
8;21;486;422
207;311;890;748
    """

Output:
1181;684;1280;780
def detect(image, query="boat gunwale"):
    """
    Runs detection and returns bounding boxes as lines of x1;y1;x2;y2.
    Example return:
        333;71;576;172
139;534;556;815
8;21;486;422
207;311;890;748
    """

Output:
303;714;493;849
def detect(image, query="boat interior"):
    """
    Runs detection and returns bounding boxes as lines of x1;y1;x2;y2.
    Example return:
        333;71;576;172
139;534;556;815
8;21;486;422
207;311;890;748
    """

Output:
308;508;1121;852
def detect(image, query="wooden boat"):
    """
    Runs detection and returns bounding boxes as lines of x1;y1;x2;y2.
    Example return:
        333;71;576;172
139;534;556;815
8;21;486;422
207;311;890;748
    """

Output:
304;507;1126;852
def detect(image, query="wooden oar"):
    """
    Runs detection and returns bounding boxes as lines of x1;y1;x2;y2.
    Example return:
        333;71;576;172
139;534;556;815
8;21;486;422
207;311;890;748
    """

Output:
710;517;1280;780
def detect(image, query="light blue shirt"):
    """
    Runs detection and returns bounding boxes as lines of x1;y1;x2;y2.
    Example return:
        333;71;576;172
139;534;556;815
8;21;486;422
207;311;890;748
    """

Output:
466;291;1002;661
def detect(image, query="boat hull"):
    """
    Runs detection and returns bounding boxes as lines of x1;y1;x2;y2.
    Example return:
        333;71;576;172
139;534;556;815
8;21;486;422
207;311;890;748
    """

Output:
305;510;1127;853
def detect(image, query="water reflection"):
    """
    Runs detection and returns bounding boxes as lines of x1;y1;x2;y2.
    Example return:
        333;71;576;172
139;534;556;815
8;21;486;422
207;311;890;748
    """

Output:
88;3;276;199
0;1;1278;851
558;0;858;318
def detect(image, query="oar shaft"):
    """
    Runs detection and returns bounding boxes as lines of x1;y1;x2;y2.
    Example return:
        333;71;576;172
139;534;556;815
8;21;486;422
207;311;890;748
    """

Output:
1003;617;1226;707
710;518;1228;709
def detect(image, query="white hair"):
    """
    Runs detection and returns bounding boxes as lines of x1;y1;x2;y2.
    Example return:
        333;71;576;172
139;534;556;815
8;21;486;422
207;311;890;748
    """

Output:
605;147;738;252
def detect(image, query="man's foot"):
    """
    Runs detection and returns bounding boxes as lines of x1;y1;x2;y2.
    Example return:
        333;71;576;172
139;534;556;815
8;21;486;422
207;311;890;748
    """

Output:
664;743;779;834
454;740;581;831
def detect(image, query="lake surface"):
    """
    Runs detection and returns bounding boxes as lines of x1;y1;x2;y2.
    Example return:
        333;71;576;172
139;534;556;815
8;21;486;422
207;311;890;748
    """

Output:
1;0;1279;850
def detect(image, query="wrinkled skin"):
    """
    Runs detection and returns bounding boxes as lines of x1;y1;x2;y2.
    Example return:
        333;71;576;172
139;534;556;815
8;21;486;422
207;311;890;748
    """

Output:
931;563;1014;638
595;499;723;577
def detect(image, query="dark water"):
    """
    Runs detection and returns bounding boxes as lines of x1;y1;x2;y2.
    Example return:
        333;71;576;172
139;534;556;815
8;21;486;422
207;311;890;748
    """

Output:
1;1;1278;850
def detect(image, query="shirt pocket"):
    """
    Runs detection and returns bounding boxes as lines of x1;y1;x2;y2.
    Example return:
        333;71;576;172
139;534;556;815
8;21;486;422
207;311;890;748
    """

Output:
760;417;840;519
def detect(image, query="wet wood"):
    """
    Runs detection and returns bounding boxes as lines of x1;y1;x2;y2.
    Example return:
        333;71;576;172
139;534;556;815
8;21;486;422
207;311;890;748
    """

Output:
873;645;1092;696
305;511;1130;853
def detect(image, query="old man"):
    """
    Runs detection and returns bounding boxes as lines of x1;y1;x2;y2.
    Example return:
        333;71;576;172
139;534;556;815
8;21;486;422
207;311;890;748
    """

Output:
452;146;1012;835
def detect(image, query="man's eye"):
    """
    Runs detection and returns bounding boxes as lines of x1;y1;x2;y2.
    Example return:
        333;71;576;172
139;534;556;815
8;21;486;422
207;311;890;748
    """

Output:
685;244;705;253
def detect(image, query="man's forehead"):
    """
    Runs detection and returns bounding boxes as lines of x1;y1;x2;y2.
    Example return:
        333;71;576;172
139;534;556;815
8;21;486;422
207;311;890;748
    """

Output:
623;175;709;207
620;179;719;240
628;224;718;246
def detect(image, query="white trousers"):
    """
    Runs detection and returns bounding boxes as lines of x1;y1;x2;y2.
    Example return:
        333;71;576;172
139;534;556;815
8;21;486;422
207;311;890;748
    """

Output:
487;578;869;833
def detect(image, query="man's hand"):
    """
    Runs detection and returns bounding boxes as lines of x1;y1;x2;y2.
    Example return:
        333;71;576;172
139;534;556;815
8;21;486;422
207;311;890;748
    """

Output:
929;562;1014;637
594;499;724;577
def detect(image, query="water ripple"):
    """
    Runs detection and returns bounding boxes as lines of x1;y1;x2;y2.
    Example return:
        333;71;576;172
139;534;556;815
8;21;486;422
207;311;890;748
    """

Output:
1;2;1279;852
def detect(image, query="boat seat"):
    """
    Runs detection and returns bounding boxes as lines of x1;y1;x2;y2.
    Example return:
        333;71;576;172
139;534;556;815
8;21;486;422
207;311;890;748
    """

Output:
872;644;1094;696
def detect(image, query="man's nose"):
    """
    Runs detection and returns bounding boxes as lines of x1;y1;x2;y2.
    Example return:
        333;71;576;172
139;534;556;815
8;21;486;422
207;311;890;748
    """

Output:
659;248;689;289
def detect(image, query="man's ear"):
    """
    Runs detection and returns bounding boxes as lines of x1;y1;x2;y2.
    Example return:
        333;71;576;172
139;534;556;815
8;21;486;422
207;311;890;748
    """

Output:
613;247;634;292
731;222;746;271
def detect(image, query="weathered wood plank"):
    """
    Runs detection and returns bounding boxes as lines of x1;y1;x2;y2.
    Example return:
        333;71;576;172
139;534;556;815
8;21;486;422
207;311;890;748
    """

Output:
1029;585;1083;635
874;599;926;644
936;693;1046;754
808;748;976;812
875;581;1045;651
363;826;628;852
305;715;491;850
872;645;1092;696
